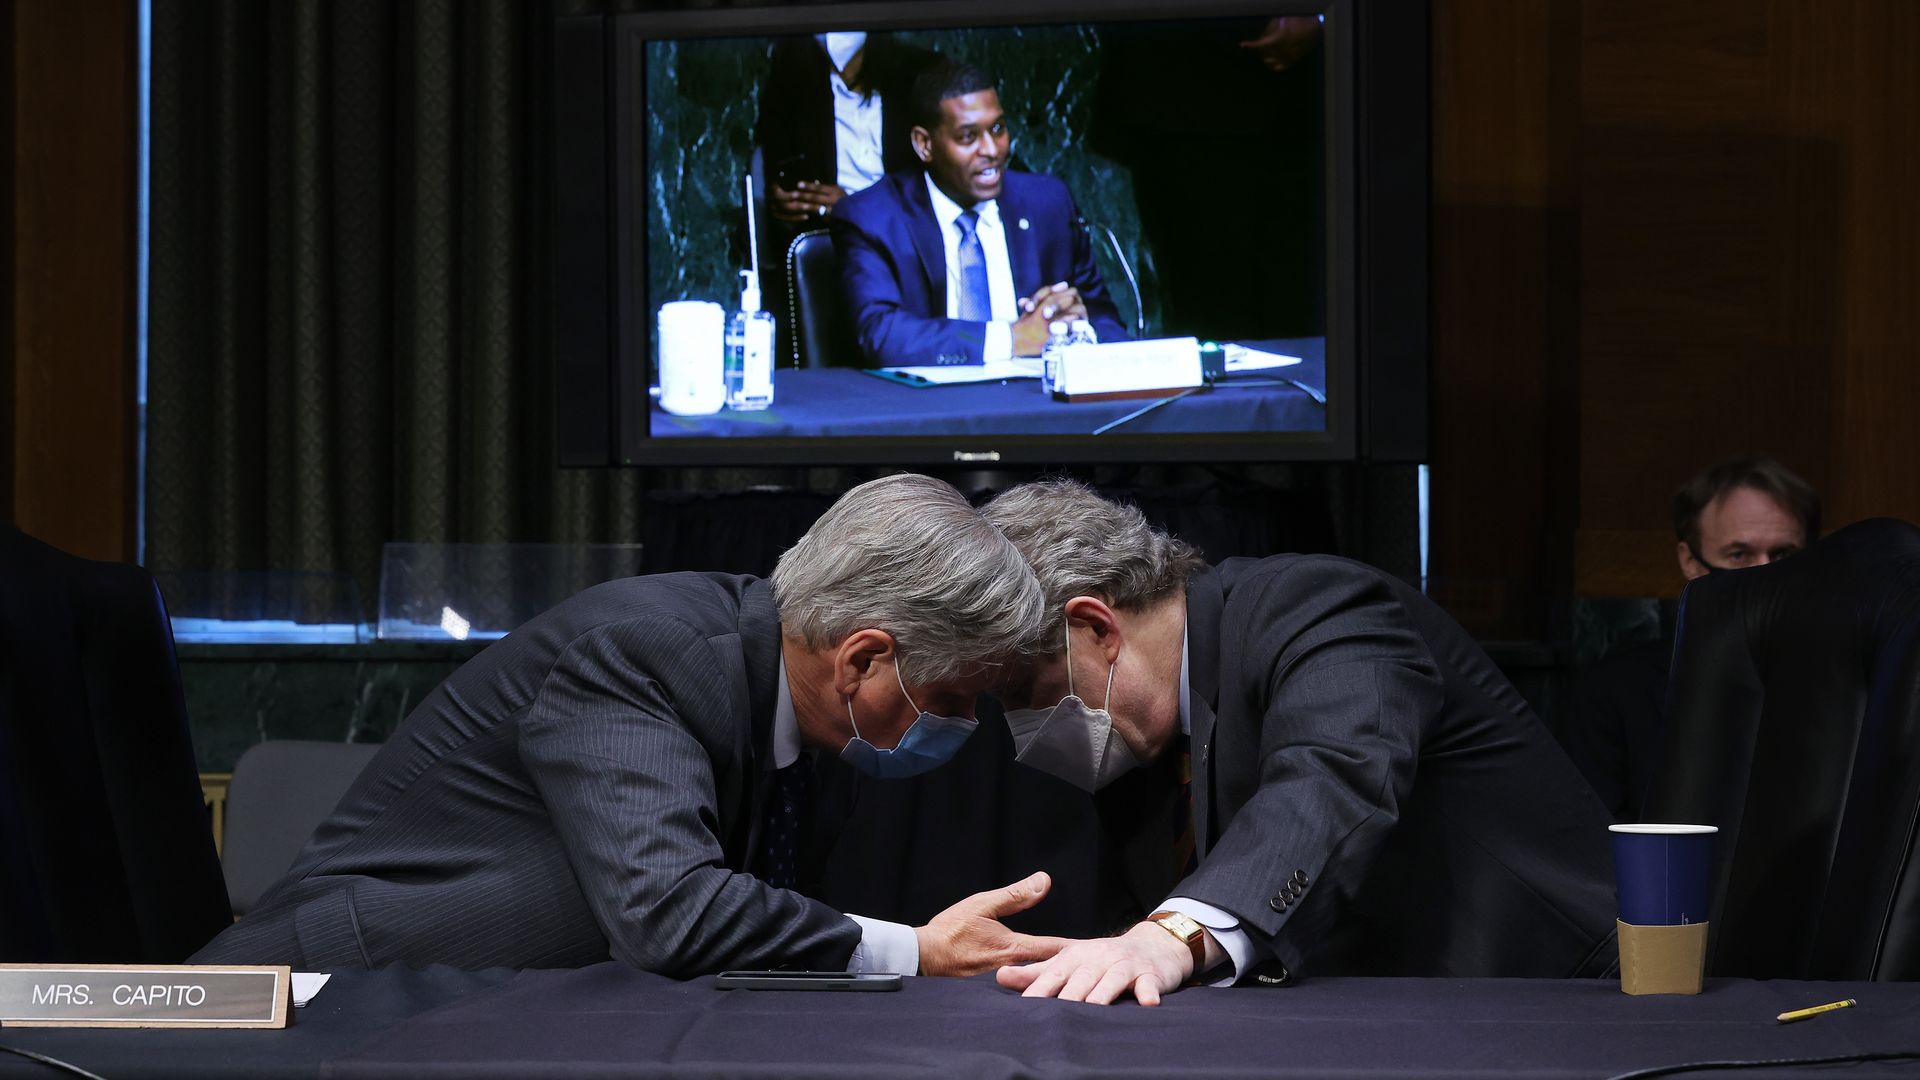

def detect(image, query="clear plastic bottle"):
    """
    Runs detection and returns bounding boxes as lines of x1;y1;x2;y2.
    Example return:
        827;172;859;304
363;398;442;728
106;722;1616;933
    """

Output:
725;269;776;411
1068;317;1098;347
1041;320;1071;395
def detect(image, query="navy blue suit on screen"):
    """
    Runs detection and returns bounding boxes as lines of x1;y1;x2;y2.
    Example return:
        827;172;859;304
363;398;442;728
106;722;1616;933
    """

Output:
831;169;1128;367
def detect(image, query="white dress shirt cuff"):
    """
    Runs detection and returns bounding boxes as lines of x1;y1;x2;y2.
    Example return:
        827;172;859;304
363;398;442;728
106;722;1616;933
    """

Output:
983;320;1013;364
846;914;920;975
1162;897;1256;987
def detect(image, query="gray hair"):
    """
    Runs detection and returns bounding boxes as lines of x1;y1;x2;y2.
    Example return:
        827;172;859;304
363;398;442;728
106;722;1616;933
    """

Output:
982;478;1206;652
771;473;1046;684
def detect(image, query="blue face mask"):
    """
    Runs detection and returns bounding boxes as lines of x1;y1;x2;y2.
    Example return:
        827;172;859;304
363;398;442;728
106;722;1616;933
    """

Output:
839;661;977;780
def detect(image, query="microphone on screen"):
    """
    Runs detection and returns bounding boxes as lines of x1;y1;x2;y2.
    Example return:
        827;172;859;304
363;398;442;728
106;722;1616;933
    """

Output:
1078;214;1147;340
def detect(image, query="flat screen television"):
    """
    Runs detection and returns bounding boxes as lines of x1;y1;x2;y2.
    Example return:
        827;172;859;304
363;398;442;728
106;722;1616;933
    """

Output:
553;0;1427;466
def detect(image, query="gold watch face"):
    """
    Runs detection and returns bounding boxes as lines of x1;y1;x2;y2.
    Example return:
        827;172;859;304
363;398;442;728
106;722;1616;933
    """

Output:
1154;912;1203;941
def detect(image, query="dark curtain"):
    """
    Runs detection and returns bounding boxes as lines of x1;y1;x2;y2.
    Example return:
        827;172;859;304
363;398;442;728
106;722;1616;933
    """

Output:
146;0;640;610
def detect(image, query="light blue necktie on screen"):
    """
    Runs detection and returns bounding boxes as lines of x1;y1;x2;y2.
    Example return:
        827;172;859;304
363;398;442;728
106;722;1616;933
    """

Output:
954;210;992;323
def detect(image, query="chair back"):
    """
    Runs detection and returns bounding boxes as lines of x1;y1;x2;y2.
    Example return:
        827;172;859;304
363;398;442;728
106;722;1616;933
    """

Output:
787;229;858;368
0;528;232;962
1651;517;1920;979
223;739;383;915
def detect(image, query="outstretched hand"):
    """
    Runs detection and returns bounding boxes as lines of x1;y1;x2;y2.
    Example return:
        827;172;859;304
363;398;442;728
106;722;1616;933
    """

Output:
915;872;1073;977
1239;16;1322;73
996;921;1195;1006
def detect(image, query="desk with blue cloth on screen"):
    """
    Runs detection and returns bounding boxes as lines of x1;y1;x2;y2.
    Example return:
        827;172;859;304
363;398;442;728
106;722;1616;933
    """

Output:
4;967;1919;1079
653;338;1327;439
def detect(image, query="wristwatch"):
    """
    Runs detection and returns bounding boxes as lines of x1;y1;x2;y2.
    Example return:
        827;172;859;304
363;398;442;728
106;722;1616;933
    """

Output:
1148;910;1207;974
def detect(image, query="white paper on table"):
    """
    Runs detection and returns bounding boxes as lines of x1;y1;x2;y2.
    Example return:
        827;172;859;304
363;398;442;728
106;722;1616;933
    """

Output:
879;357;1041;385
293;972;332;1007
1223;344;1304;371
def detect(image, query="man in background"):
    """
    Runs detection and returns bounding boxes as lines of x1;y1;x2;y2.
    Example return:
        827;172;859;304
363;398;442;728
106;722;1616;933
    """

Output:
832;60;1127;367
195;474;1066;979
982;480;1616;1004
1560;455;1820;820
755;32;940;359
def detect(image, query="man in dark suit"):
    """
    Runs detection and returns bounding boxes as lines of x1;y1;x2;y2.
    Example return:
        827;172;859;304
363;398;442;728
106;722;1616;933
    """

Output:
981;480;1617;1004
1561;454;1818;819
193;475;1067;977
831;61;1127;367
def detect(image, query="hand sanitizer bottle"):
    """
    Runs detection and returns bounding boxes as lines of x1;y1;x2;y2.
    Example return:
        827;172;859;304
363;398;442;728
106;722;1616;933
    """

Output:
1041;320;1071;395
726;270;776;410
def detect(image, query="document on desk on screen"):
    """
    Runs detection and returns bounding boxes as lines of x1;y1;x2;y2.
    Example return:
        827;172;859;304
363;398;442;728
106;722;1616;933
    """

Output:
1223;343;1304;371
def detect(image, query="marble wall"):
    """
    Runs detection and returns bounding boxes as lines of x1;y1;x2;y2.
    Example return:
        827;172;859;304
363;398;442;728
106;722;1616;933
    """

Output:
644;26;1160;340
181;643;479;772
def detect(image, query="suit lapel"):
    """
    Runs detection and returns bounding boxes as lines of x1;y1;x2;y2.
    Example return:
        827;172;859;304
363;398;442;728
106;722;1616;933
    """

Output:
998;176;1041;297
1185;568;1224;859
738;580;784;870
903;175;948;313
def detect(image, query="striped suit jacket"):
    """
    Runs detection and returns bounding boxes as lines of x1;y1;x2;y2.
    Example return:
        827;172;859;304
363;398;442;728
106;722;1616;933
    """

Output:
1110;557;1618;984
192;573;861;973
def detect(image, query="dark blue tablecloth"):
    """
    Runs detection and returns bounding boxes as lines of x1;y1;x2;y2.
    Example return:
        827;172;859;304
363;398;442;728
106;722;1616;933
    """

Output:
7;967;1917;1079
652;338;1327;439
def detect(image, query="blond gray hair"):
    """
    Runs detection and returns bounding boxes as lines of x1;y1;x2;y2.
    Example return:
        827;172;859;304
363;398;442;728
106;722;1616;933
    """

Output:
772;473;1046;684
983;478;1206;651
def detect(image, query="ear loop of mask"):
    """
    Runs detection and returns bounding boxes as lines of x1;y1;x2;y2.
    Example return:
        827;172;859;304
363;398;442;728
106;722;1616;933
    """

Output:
1064;619;1117;713
846;657;925;745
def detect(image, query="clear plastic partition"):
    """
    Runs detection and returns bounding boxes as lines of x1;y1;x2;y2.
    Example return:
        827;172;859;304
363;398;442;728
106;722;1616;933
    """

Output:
376;543;645;641
157;570;367;644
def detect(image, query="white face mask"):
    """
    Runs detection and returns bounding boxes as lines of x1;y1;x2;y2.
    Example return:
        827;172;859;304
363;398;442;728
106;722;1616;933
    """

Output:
815;32;868;74
1003;620;1141;792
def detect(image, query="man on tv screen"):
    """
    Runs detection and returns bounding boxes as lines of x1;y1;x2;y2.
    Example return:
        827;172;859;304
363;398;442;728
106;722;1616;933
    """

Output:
831;60;1129;368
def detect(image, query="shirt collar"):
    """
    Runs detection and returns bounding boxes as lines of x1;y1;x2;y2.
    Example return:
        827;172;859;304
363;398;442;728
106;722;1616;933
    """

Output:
772;657;802;770
924;172;999;232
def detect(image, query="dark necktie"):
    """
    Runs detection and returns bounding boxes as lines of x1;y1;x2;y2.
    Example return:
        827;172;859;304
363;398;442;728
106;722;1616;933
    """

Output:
954;209;992;323
1172;736;1197;882
760;757;817;892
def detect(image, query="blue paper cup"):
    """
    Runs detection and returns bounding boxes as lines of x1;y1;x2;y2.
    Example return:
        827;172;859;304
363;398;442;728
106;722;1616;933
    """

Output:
1610;824;1717;926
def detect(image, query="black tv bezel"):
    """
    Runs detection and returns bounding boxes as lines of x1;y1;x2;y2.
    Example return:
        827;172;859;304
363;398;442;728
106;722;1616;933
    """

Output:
555;0;1427;467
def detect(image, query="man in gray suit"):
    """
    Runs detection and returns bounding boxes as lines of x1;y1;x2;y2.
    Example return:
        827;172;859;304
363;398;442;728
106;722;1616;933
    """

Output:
980;480;1617;1004
195;474;1066;977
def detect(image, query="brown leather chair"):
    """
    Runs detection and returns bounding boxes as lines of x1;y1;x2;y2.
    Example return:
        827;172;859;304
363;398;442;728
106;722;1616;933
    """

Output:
1650;517;1920;980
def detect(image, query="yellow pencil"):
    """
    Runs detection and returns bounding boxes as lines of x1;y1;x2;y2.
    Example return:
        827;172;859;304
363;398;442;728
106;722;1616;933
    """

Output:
1776;998;1857;1023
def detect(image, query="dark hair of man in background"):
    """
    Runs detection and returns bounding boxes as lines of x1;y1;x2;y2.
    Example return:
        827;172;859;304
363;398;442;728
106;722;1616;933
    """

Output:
1672;455;1821;553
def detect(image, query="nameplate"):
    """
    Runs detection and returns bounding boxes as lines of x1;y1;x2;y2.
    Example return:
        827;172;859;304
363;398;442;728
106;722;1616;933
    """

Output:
1053;336;1203;402
0;965;290;1029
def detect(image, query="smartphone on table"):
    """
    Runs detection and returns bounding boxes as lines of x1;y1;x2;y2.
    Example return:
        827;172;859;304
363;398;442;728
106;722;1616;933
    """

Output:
713;970;902;991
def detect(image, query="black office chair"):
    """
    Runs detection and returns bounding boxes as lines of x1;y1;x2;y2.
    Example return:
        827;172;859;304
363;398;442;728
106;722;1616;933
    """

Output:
222;740;384;916
786;228;860;369
1649;517;1920;980
0;527;232;962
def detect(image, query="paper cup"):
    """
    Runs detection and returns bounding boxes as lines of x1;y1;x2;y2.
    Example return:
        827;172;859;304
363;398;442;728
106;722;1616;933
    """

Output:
1610;824;1717;995
1610;824;1716;925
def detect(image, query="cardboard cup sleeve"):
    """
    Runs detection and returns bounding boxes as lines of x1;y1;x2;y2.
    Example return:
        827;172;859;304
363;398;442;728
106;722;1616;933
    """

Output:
1617;919;1708;995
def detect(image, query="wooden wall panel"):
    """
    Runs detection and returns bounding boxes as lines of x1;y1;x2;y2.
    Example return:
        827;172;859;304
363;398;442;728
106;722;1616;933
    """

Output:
1574;0;1919;596
7;0;137;560
1427;0;1580;637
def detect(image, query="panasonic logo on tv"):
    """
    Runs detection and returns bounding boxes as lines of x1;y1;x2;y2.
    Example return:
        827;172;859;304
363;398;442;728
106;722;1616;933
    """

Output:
952;451;1002;462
